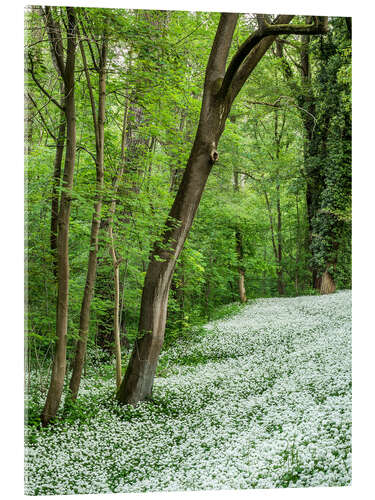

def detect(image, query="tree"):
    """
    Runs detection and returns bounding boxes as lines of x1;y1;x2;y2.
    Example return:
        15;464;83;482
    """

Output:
309;18;351;293
117;14;329;405
69;11;108;400
41;6;78;426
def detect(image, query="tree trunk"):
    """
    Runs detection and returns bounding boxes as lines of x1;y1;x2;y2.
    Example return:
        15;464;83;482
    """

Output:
235;230;247;303
117;13;327;405
238;267;247;303
274;110;285;296
42;7;77;426
117;134;221;403
24;92;33;154
276;29;321;289
50;106;66;276
69;35;107;400
109;99;129;389
117;14;242;404
295;193;300;294
276;181;284;295
233;166;247;303
320;267;336;294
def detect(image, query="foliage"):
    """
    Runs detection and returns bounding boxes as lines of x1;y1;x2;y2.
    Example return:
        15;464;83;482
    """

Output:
309;18;351;279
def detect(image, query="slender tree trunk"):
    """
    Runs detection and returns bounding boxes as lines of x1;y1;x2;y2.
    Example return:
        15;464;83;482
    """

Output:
262;246;267;296
276;29;320;289
274;110;285;296
235;229;247;303
204;254;213;320
263;188;279;289
238;264;247;303
42;7;77;426
110;247;122;388
69;35;107;400
50;106;66;276
276;181;284;295
233;166;247;303
295;193;300;294
24;92;33;154
108;100;129;389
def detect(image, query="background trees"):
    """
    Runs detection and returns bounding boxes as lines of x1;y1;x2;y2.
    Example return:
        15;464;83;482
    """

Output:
25;8;351;417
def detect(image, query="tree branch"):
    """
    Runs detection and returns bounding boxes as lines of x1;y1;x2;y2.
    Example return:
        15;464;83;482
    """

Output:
27;92;57;141
42;6;66;78
27;53;65;112
245;96;317;132
78;16;99;72
78;29;99;145
76;144;96;162
218;15;328;100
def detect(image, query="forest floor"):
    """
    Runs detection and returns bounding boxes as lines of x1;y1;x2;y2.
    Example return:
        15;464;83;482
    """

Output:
25;290;351;495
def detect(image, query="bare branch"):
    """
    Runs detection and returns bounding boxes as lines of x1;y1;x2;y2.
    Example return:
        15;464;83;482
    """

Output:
78;16;99;72
42;6;66;78
27;53;65;112
76;144;96;162
245;96;317;131
245;100;280;108
27;92;57;141
78;29;98;145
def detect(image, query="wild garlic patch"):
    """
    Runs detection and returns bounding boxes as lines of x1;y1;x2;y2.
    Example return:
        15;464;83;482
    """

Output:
25;291;351;495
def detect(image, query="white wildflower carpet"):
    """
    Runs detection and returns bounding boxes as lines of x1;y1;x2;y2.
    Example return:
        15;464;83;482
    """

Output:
25;291;351;495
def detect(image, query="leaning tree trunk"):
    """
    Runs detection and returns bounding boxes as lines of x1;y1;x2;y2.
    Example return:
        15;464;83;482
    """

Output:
116;14;237;404
42;7;77;426
117;13;328;405
117;130;224;403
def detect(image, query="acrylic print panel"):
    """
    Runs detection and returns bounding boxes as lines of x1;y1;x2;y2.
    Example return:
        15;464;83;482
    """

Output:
23;0;352;497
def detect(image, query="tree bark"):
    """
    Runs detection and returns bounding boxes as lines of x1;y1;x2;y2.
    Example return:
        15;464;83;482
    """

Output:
320;267;336;294
42;7;77;426
117;13;328;405
275;109;285;295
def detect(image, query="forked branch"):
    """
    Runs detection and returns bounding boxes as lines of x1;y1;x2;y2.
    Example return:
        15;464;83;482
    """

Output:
218;15;328;99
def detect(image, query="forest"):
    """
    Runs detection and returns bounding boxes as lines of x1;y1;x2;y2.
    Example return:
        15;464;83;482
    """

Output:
25;5;352;495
